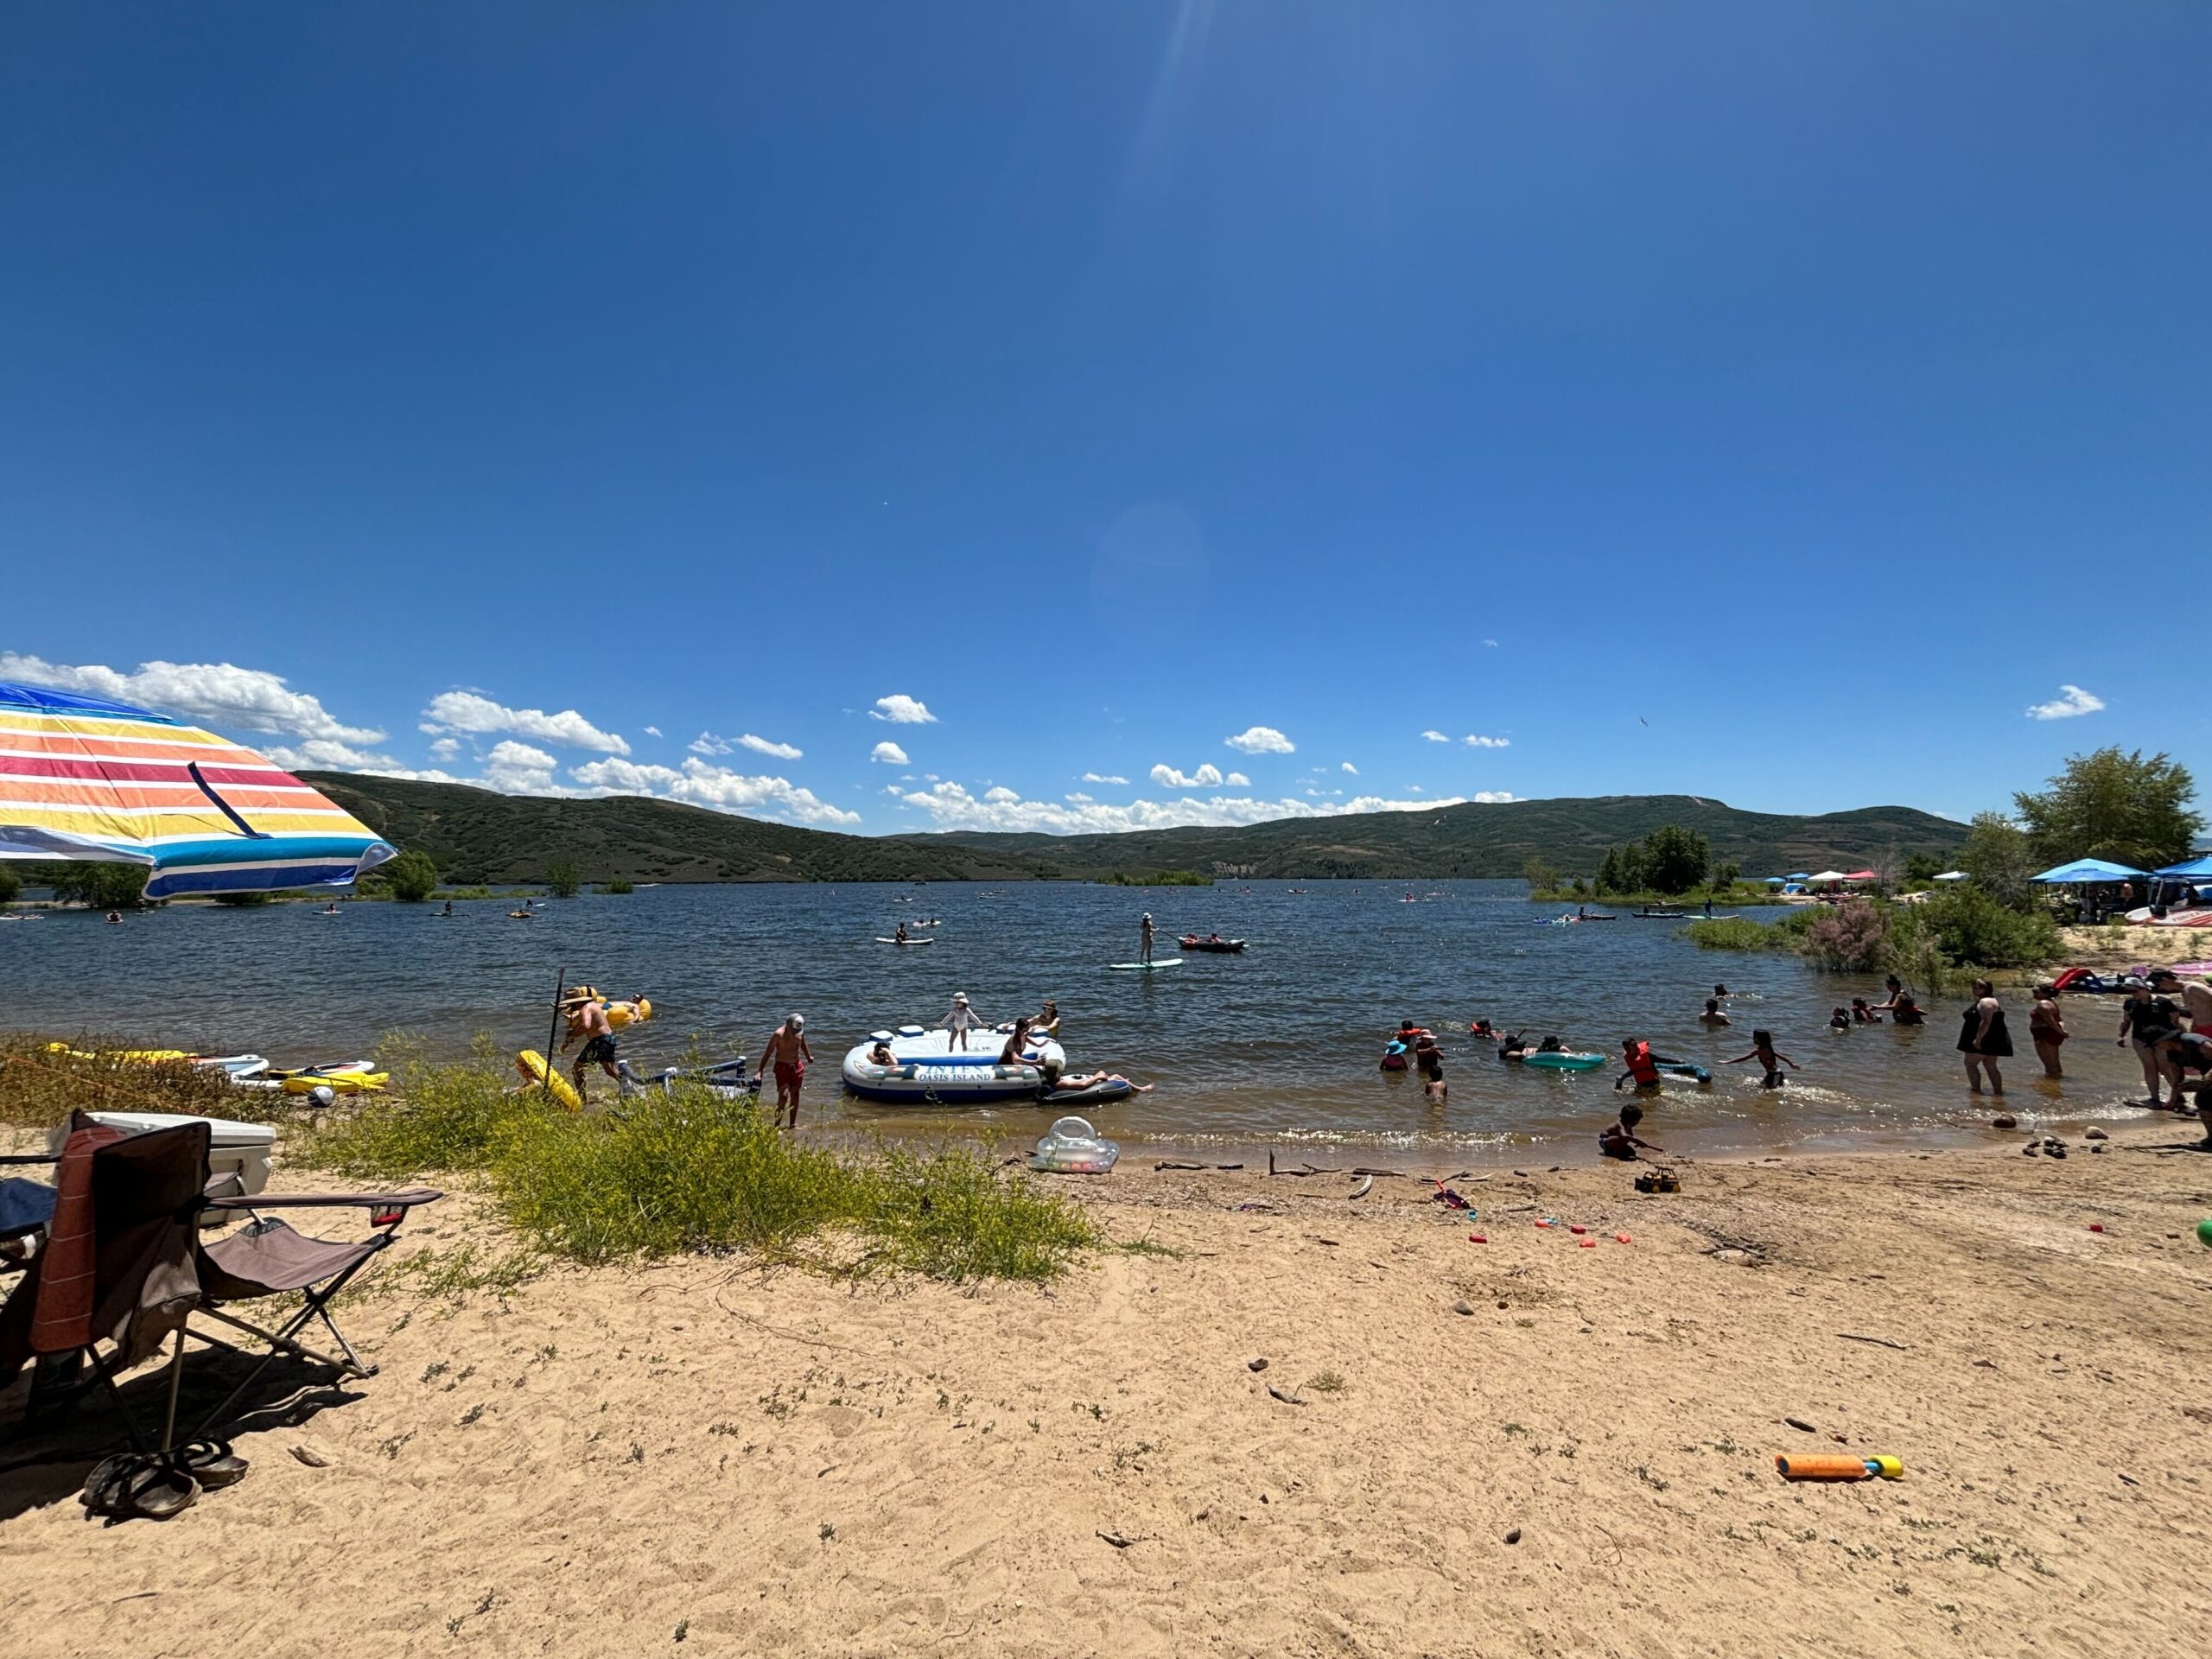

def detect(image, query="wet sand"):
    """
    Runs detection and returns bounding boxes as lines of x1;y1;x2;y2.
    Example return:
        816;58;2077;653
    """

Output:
4;1117;2210;1657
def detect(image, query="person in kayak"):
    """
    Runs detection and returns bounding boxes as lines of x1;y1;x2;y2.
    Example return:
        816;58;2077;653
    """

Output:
1614;1038;1662;1092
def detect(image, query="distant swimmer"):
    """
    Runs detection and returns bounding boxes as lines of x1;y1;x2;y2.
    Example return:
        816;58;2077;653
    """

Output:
105;910;122;925
1699;998;1732;1028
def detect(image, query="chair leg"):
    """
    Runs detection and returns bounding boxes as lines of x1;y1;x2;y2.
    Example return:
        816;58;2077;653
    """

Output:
187;1255;385;1440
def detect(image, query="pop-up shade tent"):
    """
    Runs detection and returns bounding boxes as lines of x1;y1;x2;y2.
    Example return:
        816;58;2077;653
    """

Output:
2031;858;2149;885
2154;855;2212;880
0;680;397;898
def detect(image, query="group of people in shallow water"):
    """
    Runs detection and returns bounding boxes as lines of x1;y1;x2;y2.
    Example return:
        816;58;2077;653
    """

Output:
1436;969;2212;1162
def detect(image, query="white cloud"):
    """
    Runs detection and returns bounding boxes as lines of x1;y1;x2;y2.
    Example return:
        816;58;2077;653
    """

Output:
896;782;1478;834
1408;785;1425;793
1081;772;1128;785
1224;725;1294;754
1472;791;1515;804
262;738;403;772
482;740;562;794
1225;771;1249;786
1463;734;1510;749
738;733;803;760
1481;639;1497;648
643;725;663;738
569;756;860;826
1421;729;1450;743
428;736;461;761
1151;762;1224;788
1065;791;1094;803
422;690;628;754
871;694;937;725
2026;684;2105;721
871;741;909;765
689;732;733;756
0;653;385;746
1341;761;1358;774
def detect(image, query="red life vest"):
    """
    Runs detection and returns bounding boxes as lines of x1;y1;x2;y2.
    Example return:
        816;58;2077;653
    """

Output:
1624;1042;1660;1086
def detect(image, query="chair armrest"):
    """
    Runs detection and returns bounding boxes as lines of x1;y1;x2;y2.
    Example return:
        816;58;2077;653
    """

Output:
0;1154;60;1166
202;1186;444;1211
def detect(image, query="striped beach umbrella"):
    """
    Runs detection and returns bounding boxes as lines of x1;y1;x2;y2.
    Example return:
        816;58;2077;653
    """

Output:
0;680;397;898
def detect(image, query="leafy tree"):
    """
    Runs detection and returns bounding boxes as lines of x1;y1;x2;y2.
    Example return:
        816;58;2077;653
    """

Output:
1522;856;1557;893
1710;860;1740;893
383;849;440;902
1917;885;2062;969
1594;843;1648;895
544;859;582;899
1958;812;2037;912
0;866;19;905
46;861;149;908
2014;748;2200;870
1904;853;1948;887
1642;824;1709;895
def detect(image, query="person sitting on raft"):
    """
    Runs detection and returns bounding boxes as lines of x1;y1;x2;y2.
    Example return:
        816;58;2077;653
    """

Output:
1599;1102;1663;1162
1698;998;1732;1028
1614;1038;1662;1092
998;1017;1034;1066
1535;1034;1566;1053
866;1037;897;1067
1726;1030;1798;1089
1029;999;1061;1040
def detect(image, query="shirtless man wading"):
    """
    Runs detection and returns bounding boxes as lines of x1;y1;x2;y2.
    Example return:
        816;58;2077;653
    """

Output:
562;996;620;1103
760;1014;813;1130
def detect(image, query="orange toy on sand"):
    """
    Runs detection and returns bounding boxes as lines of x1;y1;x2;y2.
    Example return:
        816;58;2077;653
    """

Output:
1775;1454;1903;1481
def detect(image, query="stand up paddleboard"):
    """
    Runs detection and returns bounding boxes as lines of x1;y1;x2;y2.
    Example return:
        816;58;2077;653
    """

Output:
874;937;936;945
1109;958;1183;971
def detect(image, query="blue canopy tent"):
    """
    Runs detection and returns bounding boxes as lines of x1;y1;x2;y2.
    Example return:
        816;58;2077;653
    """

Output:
1762;876;1787;886
2153;855;2212;880
2031;858;2148;884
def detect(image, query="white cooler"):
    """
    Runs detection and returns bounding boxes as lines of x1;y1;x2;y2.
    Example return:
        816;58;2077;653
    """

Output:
48;1110;277;1198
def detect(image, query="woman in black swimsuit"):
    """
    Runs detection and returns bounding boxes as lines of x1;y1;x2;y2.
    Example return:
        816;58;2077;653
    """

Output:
1957;979;2012;1096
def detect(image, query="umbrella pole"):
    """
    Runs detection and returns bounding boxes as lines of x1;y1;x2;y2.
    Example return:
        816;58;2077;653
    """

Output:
544;964;567;1103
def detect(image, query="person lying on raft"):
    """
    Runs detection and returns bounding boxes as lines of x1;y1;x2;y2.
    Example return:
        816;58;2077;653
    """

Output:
1726;1030;1798;1089
1039;1061;1156;1097
1698;998;1732;1028
1599;1102;1663;1162
866;1037;896;1067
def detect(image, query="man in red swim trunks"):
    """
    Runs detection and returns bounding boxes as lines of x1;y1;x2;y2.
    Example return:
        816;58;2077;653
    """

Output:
760;1014;813;1130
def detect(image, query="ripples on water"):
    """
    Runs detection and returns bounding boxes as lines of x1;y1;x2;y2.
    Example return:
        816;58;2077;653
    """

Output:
1;880;2158;1160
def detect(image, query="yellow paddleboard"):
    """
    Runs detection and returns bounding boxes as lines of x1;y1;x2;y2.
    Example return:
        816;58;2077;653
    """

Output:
515;1049;582;1111
281;1071;389;1096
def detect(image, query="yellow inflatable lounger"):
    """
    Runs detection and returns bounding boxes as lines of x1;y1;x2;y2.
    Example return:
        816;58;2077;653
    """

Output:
515;1049;583;1111
281;1071;389;1096
563;988;653;1030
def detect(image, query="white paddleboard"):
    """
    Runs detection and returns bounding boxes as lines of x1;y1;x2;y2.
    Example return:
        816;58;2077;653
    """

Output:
874;937;935;945
1109;958;1183;970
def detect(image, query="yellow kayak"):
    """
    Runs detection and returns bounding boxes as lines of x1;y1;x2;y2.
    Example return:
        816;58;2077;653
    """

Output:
281;1071;389;1096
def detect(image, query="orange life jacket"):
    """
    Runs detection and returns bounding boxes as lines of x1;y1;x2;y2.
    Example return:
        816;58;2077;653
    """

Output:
1624;1041;1659;1086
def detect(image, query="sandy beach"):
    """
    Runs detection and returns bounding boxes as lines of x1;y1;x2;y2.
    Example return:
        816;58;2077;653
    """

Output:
4;1116;2209;1658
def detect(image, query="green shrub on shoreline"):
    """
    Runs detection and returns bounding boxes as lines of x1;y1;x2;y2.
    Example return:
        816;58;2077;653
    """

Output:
301;1042;1095;1283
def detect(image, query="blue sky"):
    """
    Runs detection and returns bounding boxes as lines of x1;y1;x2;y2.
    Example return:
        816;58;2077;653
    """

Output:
3;4;2206;836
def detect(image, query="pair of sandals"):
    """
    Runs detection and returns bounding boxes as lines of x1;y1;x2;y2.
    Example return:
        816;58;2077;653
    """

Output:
82;1440;248;1522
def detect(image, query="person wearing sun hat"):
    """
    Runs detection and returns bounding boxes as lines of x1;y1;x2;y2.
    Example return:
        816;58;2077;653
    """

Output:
759;1014;812;1130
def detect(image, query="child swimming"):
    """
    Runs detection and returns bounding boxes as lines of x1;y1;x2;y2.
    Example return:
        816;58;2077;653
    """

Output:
1726;1029;1799;1089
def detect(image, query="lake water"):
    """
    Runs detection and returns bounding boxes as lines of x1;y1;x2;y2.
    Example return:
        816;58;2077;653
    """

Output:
0;880;2159;1162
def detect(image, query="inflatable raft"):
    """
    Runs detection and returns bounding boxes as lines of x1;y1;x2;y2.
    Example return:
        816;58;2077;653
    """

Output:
841;1026;1065;1105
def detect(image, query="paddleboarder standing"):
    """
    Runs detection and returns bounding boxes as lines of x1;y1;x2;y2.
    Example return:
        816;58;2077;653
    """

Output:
1140;912;1155;964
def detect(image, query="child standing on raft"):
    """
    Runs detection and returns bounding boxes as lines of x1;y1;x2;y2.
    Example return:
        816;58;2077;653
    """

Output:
941;991;982;1051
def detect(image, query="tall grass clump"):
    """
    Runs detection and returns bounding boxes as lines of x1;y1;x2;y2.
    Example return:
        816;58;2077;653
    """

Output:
312;1035;556;1180
0;1035;269;1130
494;1085;868;1265
1684;917;1785;951
860;1142;1098;1284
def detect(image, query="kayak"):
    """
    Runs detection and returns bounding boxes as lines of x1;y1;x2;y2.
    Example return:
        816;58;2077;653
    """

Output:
1179;937;1246;953
264;1059;376;1080
1109;959;1182;970
281;1071;388;1096
1520;1051;1605;1072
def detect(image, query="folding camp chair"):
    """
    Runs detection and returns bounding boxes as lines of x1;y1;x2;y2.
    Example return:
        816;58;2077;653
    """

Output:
0;1112;440;1521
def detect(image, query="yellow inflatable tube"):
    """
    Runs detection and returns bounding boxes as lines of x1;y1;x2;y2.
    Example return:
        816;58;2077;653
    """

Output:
515;1050;583;1111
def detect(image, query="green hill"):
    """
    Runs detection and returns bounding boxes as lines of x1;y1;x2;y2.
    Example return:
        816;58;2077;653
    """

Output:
892;794;1967;880
308;774;1965;887
300;773;1058;885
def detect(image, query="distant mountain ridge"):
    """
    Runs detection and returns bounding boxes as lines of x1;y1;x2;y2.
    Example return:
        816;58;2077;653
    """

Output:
306;773;1965;886
891;793;1967;880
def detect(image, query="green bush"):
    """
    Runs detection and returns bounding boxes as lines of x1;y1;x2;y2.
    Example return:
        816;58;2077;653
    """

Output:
0;867;19;905
37;861;149;908
313;1036;551;1180
1917;886;2063;969
1685;917;1784;950
385;850;440;902
601;878;635;895
860;1142;1097;1283
544;859;582;899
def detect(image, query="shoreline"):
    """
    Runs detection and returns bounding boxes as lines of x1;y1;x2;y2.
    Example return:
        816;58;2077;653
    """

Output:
5;1120;2208;1654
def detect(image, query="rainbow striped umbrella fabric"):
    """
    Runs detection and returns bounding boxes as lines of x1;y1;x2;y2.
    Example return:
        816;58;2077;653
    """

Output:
0;680;397;898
